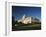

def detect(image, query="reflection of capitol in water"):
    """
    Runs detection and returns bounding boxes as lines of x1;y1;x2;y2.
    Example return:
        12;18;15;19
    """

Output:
18;14;41;24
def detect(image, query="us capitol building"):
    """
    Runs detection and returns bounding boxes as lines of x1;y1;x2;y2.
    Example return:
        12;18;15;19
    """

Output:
17;14;41;24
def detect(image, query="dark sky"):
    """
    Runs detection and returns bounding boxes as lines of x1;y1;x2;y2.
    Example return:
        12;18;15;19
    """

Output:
12;6;41;20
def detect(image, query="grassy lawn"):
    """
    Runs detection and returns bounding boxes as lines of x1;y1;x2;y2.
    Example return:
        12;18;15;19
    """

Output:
12;21;41;31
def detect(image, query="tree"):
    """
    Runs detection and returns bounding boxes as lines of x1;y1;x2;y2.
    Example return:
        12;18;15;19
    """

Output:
12;16;15;31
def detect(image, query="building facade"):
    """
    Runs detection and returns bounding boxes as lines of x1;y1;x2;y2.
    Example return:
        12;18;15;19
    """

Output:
18;14;40;24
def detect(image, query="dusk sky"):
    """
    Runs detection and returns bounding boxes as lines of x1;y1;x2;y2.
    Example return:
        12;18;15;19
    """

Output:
12;6;41;20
